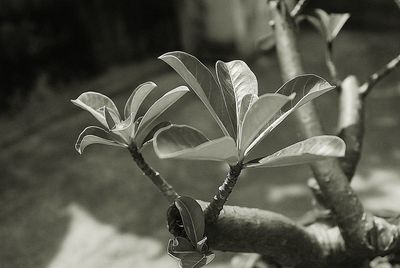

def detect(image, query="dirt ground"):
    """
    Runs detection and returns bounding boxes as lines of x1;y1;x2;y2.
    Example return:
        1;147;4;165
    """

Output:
1;30;400;268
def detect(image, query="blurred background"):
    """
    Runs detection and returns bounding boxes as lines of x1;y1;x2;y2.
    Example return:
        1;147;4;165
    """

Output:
0;0;399;267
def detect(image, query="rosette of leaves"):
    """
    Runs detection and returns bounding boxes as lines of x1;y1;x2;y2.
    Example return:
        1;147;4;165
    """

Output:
153;52;345;168
72;82;188;153
167;196;215;268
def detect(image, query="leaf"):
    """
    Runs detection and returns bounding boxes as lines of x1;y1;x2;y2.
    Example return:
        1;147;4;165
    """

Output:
246;136;345;168
153;124;239;164
123;81;156;120
175;196;205;246
238;94;258;129
240;94;291;157
141;121;171;147
247;74;335;153
172;237;196;252
134;86;189;145
75;126;127;154
216;60;258;137
180;253;207;268
71;92;120;128
159;51;236;137
306;9;350;42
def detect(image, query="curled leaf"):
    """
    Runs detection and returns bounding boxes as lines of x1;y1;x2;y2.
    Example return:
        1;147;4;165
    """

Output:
71;92;120;128
175;196;205;246
124;81;156;120
246;136;345;168
75;126;126;154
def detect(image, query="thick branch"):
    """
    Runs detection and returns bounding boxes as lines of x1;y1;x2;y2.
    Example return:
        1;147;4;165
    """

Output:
360;53;400;97
202;202;326;267
338;76;364;179
128;144;179;203
270;0;373;252
205;162;243;224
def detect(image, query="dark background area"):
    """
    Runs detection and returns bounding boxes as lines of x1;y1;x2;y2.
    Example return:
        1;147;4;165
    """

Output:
0;0;398;111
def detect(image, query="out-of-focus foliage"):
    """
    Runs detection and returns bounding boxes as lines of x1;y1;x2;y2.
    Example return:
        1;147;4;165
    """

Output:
0;0;180;111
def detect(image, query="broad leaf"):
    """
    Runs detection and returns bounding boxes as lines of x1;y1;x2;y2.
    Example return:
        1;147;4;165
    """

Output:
237;94;258;142
180;253;207;268
247;75;335;153
175;196;205;246
306;9;350;42
240;94;291;157
246;136;345;168
75;126;126;154
71;92;120;128
159;51;236;137
172;237;195;252
135;86;189;145
216;60;258;137
124;81;156;120
154;125;239;164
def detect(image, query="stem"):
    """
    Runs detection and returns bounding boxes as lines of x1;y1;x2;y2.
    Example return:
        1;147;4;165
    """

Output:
128;144;179;203
326;42;340;85
290;0;309;17
205;162;243;224
360;53;400;97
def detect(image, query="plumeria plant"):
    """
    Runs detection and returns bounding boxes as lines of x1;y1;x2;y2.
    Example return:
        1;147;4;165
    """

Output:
71;0;400;266
154;51;345;223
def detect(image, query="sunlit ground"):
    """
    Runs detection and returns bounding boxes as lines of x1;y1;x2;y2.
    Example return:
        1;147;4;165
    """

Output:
1;30;399;267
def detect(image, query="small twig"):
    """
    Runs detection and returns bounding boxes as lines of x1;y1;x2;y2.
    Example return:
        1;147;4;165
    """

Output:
205;162;243;224
290;0;310;17
128;144;179;203
360;53;400;97
326;42;340;85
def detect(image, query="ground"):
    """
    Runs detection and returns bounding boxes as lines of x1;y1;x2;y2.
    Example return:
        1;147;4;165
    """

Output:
1;30;400;268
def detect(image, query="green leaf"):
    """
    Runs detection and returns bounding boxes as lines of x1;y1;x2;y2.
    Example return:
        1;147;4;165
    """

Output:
306;9;350;42
153;124;239;164
123;81;156;120
75;126;127;154
247;74;335;153
216;60;258;137
159;51;236;137
240;94;291;157
246;136;345;168
175;196;205;246
71;92;120;128
134;86;189;146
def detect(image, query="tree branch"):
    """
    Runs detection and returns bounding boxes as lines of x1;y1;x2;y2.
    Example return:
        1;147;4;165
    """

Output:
269;0;374;252
128;144;179;203
205;162;243;224
360;53;400;97
337;76;364;179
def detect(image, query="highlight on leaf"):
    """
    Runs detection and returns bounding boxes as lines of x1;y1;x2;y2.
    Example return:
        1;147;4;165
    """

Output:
153;124;238;164
72;83;188;153
246;136;346;168
157;51;341;168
